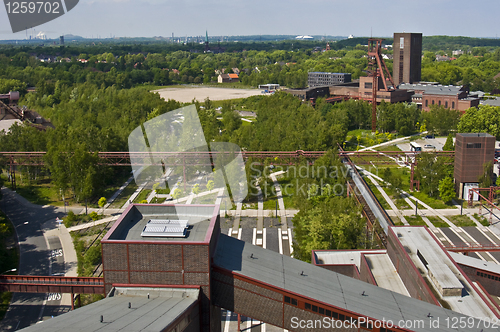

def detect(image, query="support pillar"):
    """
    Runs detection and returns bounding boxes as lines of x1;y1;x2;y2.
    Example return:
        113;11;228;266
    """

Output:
71;293;74;310
238;313;241;331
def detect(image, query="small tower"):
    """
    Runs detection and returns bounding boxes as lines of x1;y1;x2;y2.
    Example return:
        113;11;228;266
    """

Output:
326;42;331;51
205;30;209;53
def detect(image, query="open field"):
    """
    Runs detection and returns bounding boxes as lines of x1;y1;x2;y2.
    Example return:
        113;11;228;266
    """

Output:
153;86;264;103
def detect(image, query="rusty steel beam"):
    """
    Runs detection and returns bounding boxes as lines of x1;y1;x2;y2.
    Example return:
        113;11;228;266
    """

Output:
444;242;500;252
0;275;105;294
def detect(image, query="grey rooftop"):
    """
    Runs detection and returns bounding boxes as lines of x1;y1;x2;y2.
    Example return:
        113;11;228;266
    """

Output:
213;234;499;331
103;204;218;242
17;287;199;332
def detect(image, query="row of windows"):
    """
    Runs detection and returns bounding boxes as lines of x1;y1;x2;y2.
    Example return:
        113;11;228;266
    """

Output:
284;296;298;306
466;143;482;149
477;271;500;281
425;99;455;109
284;295;397;331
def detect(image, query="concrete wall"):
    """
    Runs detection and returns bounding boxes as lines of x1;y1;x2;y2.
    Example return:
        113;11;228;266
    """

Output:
386;228;439;305
359;255;377;286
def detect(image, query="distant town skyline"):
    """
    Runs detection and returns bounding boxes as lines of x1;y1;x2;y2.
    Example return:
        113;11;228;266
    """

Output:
0;0;499;40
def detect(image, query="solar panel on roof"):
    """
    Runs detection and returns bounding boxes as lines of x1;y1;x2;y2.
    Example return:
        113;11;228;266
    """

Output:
141;219;189;237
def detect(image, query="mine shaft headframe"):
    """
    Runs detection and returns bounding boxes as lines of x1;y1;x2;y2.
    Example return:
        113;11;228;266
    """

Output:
367;38;395;92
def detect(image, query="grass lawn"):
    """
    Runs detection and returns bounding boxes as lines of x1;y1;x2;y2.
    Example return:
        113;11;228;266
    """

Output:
192;193;219;205
366;183;390;210
150;197;166;204
12;175;63;206
426;216;449;227
394;196;411;210
133;189;152;203
411;191;451;210
448;215;476;227
277;177;298;209
109;182;138;208
473;213;491;227
406;215;426;226
376;144;402;152
263;198;279;210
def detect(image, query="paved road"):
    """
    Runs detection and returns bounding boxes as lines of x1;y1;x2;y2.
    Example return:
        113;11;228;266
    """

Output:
0;188;69;331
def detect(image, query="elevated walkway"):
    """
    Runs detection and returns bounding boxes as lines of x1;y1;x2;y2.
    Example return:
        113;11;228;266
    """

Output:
0;275;104;294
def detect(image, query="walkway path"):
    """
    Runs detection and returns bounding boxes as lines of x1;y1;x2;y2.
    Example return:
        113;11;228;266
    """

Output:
102;175;134;211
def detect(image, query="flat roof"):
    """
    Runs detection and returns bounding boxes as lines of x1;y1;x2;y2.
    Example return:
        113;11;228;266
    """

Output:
365;254;410;297
213;234;498;331
18;287;199;332
102;204;218;243
394;226;496;319
308;72;350;75
457;133;495;138
450;251;500;275
398;83;465;96
313;250;386;269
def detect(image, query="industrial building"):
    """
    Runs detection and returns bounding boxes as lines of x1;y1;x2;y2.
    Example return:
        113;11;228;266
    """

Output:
0;91;53;131
17;204;500;332
313;226;499;320
308;72;351;88
454;133;496;199
393;33;422;86
398;83;480;112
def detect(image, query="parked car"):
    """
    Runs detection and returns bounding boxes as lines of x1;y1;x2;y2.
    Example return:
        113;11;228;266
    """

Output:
424;134;435;139
424;144;436;150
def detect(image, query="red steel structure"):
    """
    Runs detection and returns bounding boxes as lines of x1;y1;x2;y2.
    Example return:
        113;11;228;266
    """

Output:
468;186;500;225
367;39;396;132
0;275;104;310
0;150;455;191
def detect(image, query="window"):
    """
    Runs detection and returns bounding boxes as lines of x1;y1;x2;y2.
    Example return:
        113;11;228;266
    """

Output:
474;143;481;148
339;314;345;321
332;312;338;319
312;305;318;312
467;143;474;148
438;100;441;106
364;82;372;89
325;310;331;317
425;100;428;107
445;101;448;108
305;303;311;310
452;101;455;109
284;296;291;304
291;298;298;306
319;307;325;315
432;100;435;105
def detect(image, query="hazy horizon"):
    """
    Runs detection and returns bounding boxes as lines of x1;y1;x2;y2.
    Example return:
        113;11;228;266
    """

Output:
1;0;499;41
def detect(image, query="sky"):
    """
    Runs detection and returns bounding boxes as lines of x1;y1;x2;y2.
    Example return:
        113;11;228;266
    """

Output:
0;0;499;40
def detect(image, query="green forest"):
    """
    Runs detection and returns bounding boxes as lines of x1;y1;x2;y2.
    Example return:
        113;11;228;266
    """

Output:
2;36;500;257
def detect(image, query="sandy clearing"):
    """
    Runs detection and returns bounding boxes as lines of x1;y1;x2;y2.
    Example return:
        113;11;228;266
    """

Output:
152;86;264;103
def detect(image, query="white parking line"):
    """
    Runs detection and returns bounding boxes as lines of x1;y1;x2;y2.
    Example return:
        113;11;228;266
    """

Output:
223;310;231;332
288;228;293;257
263;228;267;249
278;227;283;255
